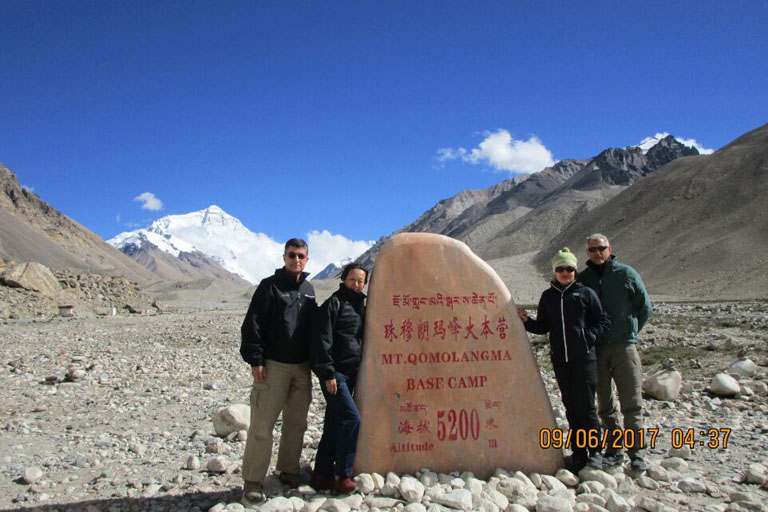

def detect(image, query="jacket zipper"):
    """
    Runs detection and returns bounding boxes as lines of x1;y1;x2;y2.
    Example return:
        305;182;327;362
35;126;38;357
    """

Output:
559;281;575;363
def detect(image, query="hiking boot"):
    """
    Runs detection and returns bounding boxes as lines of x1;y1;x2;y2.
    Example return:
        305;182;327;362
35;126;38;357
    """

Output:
603;452;624;468
586;451;603;469
630;455;647;472
278;472;304;488
310;475;336;491
336;476;357;493
241;481;265;506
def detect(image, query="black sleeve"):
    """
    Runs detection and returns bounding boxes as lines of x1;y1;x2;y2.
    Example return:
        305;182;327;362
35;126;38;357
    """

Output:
240;280;272;366
523;292;551;335
312;296;340;381
585;289;611;346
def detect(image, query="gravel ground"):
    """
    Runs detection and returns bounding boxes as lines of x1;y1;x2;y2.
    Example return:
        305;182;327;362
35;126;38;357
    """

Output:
1;301;767;512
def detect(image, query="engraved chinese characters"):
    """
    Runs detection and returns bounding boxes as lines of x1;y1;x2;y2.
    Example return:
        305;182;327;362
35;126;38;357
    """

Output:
354;233;563;478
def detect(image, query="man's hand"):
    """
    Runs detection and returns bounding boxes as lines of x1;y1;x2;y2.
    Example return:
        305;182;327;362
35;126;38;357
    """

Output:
325;378;337;395
252;365;266;383
517;308;529;322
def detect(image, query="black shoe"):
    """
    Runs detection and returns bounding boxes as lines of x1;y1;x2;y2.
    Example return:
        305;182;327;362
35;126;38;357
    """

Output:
566;454;587;473
278;472;304;487
603;452;624;468
587;452;603;469
630;456;647;472
241;481;265;506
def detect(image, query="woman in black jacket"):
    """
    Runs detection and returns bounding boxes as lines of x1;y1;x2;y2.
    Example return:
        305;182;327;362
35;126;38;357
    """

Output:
518;247;610;472
311;263;368;493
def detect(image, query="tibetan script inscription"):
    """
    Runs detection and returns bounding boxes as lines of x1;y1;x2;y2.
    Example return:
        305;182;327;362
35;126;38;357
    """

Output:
354;233;563;478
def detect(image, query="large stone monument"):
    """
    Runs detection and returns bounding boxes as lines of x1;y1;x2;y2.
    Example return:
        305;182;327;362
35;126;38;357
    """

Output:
354;233;563;478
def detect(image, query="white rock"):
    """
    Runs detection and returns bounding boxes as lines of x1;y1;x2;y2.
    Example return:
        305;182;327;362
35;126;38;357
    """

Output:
371;472;385;490
575;494;606;506
635;475;659;490
399;475;426;503
577;481;605;495
404;504;428;512
577;467;617;490
471;495;501;512
141;484;161;498
260;497;295;512
729;359;758;377
420;470;439;487
508;505;531;512
186;455;201;470
643;369;682;401
341;494;363;509
224;504;246;512
432;488;473;511
645;464;670;482
209;504;226;512
677;477;706;493
206;456;229;473
710;373;740;396
746;463;768;485
541;474;567;492
465;477;484;495
601;489;630;512
22;466;44;484
668;445;693;459
355;473;375;493
481;488;509;510
212;404;250;437
513;471;538;490
302;498;327;512
535;494;573;512
556;469;579;487
496;477;538;509
660;457;689;472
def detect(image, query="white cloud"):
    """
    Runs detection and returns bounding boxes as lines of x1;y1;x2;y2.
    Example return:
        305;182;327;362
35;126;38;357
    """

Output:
304;230;375;276
438;130;555;174
133;192;164;211
21;184;34;193
638;132;714;155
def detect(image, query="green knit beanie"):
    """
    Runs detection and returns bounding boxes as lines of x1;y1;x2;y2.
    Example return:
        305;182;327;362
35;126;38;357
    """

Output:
551;247;578;273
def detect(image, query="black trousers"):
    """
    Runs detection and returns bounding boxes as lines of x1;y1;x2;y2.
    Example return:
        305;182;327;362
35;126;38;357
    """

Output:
552;359;600;463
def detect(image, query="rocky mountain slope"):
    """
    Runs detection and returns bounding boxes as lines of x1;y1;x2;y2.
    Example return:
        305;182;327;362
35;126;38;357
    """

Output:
0;165;158;285
355;136;698;288
536;121;768;299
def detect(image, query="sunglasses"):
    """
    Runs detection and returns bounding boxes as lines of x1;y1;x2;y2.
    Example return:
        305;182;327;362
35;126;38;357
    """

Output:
555;267;576;273
588;246;609;253
286;252;307;260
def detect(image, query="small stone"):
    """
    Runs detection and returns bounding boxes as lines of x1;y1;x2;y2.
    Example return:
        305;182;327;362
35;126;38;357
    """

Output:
745;463;767;485
643;369;682;401
211;404;250;437
22;467;44;484
399;475;426;502
355;473;376;493
535;494;573;512
677;477;706;493
555;468;579;487
206;456;229;473
729;359;758;378
186;455;201;470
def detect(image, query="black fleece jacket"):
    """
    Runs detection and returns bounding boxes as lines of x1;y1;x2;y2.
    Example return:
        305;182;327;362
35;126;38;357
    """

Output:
312;284;366;380
240;268;317;366
524;280;610;364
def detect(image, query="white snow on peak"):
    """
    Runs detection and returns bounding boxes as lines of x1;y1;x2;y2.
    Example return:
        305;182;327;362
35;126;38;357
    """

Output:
108;206;375;285
635;133;714;155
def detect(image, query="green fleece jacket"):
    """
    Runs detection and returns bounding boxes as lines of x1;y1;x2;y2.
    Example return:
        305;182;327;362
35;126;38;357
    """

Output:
579;255;651;344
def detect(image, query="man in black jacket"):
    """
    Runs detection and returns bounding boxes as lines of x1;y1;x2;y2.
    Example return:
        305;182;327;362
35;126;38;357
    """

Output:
240;238;317;504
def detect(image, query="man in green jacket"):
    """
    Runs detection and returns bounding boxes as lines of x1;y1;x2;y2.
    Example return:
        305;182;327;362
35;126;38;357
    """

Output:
579;233;651;472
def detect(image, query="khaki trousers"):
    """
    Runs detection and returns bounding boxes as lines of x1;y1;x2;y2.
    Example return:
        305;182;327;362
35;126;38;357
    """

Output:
242;360;312;484
596;343;644;457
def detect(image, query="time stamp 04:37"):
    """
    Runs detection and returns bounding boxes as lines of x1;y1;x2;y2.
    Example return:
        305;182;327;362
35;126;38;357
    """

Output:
539;427;732;450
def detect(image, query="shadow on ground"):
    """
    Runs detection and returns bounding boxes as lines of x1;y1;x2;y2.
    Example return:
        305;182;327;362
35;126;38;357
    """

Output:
6;488;241;512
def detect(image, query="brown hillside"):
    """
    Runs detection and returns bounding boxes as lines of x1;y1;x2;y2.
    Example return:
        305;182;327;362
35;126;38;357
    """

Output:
536;122;768;299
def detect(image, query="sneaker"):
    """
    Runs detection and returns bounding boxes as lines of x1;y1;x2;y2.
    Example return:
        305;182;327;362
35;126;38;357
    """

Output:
241;481;265;506
278;472;304;487
630;455;647;472
310;475;336;491
586;451;603;469
336;476;357;493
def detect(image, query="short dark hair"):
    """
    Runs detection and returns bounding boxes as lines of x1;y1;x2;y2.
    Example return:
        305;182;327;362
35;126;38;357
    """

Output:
341;263;368;283
284;238;308;253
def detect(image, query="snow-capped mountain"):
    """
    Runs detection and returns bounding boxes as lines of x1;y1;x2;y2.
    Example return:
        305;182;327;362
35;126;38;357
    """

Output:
108;205;284;284
635;133;714;155
311;257;354;281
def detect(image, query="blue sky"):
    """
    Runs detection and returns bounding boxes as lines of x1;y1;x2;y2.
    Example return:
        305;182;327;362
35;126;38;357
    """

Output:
2;1;767;248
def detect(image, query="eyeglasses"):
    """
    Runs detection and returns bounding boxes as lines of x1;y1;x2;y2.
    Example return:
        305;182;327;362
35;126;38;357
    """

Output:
588;246;609;253
286;252;307;260
555;267;575;273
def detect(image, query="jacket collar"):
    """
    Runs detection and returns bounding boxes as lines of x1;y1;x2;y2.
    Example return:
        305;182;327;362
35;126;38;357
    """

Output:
275;267;309;286
550;279;578;294
586;254;617;271
336;283;366;303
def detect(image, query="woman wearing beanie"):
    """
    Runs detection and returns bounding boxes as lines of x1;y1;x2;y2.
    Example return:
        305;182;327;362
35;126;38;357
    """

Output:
517;247;610;472
311;263;368;494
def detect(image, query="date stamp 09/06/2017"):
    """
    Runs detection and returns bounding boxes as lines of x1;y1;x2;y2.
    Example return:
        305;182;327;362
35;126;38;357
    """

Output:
539;427;732;451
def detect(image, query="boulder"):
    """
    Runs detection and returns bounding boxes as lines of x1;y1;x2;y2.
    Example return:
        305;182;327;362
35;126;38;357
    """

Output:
212;404;250;437
710;373;740;397
2;262;61;297
642;369;682;401
729;359;758;378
